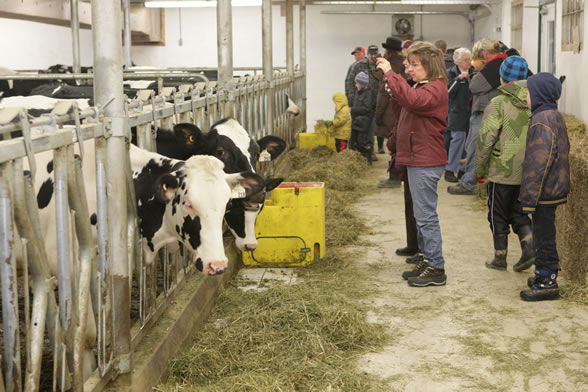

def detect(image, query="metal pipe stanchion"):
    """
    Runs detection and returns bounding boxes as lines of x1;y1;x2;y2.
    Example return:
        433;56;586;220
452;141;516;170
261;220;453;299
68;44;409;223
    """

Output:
91;0;131;381
71;0;81;74
300;0;307;132
123;0;133;69
262;0;274;136
217;0;234;118
286;0;295;143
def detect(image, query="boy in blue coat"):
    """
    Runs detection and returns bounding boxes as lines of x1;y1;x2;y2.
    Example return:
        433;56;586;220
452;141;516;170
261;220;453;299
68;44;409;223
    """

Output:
519;73;570;301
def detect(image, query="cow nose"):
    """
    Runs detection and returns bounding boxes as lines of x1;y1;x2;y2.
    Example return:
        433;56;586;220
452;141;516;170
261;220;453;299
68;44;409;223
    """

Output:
244;243;258;251
207;261;227;275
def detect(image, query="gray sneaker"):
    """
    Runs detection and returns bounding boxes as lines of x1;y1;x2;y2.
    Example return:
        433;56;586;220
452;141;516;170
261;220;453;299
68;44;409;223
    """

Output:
408;266;447;287
401;258;428;280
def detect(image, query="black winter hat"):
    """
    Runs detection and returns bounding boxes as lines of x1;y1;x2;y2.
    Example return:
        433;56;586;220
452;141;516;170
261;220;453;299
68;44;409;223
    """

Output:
382;37;402;52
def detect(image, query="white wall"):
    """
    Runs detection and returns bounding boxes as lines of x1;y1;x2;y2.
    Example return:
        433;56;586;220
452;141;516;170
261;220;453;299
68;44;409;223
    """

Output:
134;4;473;131
131;6;298;69
472;2;502;43
5;3;587;126
552;0;587;121
522;0;539;72
0;17;94;69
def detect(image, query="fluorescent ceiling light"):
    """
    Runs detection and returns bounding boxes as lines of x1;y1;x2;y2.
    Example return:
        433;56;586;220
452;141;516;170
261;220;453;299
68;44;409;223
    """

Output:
145;0;262;7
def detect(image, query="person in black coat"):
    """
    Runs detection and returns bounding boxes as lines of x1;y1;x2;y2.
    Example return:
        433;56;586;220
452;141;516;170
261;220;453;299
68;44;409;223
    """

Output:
350;71;376;164
445;48;475;182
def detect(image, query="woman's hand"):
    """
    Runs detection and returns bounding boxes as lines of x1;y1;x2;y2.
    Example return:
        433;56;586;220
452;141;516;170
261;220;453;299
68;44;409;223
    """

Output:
376;57;392;74
458;71;470;80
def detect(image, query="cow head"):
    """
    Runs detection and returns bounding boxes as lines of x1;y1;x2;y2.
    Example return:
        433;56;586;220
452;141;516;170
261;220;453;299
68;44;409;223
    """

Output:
224;176;284;251
131;146;263;275
160;120;287;252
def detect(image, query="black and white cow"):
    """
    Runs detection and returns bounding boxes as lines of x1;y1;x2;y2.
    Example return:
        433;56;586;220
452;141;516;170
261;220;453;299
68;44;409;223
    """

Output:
149;118;287;251
16;139;262;379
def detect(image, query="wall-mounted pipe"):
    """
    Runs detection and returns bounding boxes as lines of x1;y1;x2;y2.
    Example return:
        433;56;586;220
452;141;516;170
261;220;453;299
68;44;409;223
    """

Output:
70;0;81;74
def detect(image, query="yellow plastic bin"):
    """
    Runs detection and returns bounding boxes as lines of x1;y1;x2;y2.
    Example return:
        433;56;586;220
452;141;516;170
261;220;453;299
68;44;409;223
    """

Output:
242;182;326;267
298;133;318;149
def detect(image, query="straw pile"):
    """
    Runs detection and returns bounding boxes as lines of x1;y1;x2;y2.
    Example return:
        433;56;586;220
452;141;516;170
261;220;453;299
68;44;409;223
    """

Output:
285;146;371;247
556;114;588;286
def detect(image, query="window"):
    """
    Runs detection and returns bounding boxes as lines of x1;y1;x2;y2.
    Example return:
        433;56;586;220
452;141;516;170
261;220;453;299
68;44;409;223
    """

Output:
511;0;523;52
562;0;584;52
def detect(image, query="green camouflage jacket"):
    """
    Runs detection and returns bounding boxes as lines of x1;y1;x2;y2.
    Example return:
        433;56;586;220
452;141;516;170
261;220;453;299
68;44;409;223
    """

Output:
475;80;530;185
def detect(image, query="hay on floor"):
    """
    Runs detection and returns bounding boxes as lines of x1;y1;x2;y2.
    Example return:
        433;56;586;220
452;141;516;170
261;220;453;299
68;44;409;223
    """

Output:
161;253;389;392
284;147;370;247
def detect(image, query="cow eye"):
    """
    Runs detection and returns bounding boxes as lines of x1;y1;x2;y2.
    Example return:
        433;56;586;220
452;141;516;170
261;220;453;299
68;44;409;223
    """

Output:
216;149;226;157
188;136;195;143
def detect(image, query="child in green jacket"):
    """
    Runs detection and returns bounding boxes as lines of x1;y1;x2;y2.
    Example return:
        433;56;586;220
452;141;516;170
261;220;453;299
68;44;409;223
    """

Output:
474;56;535;272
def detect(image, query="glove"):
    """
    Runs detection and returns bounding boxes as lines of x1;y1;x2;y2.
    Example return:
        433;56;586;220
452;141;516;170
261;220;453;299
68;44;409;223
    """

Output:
324;120;333;127
476;177;486;184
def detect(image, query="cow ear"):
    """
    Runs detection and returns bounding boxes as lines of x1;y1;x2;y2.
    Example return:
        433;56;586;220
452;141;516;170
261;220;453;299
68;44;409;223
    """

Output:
155;174;178;203
226;172;264;197
173;123;204;150
265;177;283;192
257;136;287;160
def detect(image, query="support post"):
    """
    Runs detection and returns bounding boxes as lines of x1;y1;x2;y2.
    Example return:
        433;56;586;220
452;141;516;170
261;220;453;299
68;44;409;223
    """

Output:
286;0;294;144
123;0;133;69
217;0;234;118
262;0;274;136
91;0;131;377
300;0;307;132
71;0;81;74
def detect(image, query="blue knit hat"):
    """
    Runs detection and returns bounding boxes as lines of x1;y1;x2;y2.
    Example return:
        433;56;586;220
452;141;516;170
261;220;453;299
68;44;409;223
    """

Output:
355;71;369;89
500;55;528;82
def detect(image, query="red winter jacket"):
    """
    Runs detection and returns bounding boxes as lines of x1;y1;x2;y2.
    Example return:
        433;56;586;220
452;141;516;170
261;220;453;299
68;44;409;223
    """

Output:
383;71;448;167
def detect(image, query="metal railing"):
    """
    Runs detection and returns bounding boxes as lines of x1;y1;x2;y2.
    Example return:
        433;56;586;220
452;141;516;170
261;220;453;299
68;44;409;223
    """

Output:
0;70;305;391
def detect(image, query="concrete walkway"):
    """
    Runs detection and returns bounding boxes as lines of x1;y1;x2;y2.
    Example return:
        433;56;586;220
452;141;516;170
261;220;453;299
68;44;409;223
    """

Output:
353;155;588;392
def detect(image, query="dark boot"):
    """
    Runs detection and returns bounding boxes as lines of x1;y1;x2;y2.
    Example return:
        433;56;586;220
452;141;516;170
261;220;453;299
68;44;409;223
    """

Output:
401;258;428;280
520;269;560;301
486;234;507;270
396;246;418;256
513;225;536;272
406;252;423;264
444;171;459;183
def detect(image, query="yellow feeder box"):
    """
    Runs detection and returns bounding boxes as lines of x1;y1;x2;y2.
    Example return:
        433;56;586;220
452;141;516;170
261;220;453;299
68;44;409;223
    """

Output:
298;132;318;149
242;182;326;267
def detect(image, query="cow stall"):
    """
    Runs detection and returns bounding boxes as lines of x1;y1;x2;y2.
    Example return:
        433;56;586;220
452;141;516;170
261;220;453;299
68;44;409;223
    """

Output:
0;0;307;391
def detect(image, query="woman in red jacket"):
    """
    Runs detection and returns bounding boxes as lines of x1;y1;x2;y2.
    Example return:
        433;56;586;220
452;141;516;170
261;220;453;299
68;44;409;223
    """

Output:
376;42;449;287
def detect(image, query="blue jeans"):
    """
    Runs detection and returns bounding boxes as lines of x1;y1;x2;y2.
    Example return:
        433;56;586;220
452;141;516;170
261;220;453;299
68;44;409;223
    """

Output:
459;111;484;191
407;165;446;269
446;131;467;173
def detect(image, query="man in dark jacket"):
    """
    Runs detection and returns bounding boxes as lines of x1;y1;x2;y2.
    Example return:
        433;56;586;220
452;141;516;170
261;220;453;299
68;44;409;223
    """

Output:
445;48;475;182
345;46;365;105
519;73;570;302
448;38;507;195
434;39;454;70
347;45;381;156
